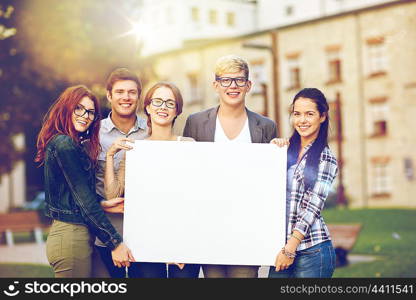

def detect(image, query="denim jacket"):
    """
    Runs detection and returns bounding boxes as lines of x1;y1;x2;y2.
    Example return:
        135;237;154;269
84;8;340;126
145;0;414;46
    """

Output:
44;134;122;250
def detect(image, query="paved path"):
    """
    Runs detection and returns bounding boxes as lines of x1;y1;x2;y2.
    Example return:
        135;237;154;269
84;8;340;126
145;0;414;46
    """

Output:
0;243;270;277
0;243;378;278
0;243;48;265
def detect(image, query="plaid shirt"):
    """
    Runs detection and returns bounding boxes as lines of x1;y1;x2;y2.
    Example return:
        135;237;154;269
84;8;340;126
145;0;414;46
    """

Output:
287;144;338;251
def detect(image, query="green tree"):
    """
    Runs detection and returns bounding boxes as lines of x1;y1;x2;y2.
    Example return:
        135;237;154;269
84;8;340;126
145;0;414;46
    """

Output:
0;1;65;177
0;2;29;174
0;0;152;182
16;0;146;85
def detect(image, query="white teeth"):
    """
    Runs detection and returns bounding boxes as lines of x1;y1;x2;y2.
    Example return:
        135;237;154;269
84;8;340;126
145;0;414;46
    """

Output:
157;112;168;117
121;104;131;107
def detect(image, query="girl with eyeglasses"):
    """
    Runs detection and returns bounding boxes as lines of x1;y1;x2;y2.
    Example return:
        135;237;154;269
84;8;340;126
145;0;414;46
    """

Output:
103;82;199;278
35;85;134;277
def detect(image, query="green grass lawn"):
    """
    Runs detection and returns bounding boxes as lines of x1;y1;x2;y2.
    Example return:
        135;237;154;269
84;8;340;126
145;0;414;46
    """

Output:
323;208;416;278
0;263;53;278
0;232;52;278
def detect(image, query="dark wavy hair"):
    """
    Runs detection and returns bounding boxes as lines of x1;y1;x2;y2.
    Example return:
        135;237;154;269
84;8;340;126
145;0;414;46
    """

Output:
287;88;330;190
35;85;101;165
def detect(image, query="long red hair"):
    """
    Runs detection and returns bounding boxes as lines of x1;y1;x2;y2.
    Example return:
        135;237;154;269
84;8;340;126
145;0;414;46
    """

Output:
35;85;101;164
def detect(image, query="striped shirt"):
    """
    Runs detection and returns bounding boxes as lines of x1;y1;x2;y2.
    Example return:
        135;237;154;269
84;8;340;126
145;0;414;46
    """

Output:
95;113;148;198
95;113;148;247
287;144;338;251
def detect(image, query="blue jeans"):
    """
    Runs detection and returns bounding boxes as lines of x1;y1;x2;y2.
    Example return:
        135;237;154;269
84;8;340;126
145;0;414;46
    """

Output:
268;240;336;278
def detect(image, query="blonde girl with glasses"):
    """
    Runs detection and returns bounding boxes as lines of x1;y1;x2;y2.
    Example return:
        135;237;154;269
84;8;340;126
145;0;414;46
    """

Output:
104;82;198;278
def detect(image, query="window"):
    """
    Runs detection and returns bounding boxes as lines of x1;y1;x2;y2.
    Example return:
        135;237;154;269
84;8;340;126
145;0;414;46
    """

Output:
250;60;266;94
286;54;301;90
226;12;235;27
370;157;391;197
326;48;342;83
285;5;294;16
166;7;173;24
328;96;341;142
191;7;199;22
404;158;414;181
369;98;388;137
209;9;217;25
187;73;201;104
367;37;387;76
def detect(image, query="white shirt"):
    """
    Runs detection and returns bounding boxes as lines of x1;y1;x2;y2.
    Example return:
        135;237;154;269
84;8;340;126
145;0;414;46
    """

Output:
214;116;252;143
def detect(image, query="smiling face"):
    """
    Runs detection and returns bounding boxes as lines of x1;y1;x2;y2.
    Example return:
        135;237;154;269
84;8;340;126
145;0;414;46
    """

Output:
107;80;139;118
145;86;177;127
292;97;326;144
72;96;95;133
213;70;251;107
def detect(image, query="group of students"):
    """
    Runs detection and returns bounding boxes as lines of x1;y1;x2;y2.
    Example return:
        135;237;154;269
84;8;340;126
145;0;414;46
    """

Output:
35;54;338;278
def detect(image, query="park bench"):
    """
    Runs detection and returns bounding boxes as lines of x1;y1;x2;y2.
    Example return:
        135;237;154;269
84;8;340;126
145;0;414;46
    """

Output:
0;210;49;246
327;223;362;267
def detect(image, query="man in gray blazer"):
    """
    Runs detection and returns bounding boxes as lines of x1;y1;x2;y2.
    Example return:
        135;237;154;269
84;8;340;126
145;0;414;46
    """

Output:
183;54;278;278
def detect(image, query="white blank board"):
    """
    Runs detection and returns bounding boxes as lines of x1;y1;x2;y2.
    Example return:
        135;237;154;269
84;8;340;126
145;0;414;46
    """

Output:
124;141;287;266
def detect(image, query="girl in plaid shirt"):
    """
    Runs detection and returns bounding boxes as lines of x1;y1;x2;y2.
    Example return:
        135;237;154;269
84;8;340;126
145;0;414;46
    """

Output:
269;88;338;278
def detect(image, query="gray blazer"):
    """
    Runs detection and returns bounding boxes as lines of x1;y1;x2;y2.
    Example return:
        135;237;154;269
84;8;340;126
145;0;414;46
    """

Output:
183;106;278;143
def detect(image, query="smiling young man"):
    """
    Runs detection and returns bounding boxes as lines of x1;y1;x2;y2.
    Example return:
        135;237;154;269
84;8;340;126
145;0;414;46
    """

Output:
92;68;149;278
183;55;278;278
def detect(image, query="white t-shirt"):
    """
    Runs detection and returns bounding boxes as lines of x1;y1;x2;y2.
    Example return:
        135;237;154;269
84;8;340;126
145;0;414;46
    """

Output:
214;116;252;143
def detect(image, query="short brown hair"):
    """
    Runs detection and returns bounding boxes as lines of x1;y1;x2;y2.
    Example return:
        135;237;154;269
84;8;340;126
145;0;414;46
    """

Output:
106;68;142;96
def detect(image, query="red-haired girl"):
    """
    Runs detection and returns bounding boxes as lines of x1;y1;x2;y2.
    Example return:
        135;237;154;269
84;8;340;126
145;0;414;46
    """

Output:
35;85;134;277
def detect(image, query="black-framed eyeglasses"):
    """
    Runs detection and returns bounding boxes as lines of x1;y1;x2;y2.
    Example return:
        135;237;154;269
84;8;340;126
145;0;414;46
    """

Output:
74;104;96;121
215;76;248;87
150;98;176;109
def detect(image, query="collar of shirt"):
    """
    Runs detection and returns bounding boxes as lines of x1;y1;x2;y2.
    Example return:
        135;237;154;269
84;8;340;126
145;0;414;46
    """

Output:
296;141;314;165
101;112;147;135
303;141;314;152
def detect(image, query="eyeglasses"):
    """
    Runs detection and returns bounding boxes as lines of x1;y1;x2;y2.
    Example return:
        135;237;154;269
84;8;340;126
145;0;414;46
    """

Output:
150;98;176;109
74;104;96;121
215;76;248;87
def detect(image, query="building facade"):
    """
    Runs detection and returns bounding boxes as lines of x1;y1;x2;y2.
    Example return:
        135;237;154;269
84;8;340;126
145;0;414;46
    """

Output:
139;0;416;208
257;0;397;30
137;0;396;56
138;0;257;56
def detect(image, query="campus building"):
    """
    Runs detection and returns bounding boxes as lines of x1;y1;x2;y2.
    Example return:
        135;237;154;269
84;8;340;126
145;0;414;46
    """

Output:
0;0;412;212
138;0;257;56
137;0;397;56
138;0;416;208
